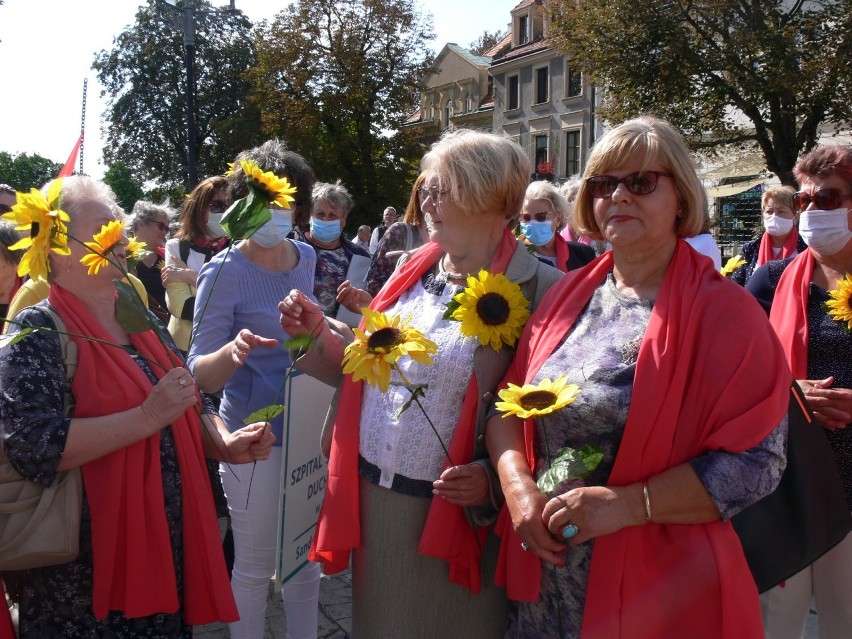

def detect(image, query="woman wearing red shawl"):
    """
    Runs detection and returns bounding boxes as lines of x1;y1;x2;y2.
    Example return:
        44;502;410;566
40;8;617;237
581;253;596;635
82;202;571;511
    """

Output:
487;117;790;638
520;180;596;273
730;186;807;286
0;176;274;638
745;145;852;639
279;129;562;637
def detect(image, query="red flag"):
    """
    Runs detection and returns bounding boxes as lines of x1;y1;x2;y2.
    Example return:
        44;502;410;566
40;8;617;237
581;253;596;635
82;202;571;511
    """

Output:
57;133;83;177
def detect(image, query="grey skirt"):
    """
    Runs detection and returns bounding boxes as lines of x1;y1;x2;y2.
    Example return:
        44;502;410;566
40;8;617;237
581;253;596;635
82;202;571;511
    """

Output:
352;476;508;638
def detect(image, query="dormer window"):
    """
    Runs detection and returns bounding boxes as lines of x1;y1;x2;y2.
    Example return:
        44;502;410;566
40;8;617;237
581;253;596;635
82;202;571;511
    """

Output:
518;15;529;44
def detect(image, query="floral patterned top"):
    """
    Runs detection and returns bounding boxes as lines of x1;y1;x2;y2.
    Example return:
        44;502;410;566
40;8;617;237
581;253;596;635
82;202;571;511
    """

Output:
0;302;216;638
505;276;787;639
364;222;426;296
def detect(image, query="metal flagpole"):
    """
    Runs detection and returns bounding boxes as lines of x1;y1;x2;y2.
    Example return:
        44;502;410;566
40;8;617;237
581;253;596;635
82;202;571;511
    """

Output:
79;79;87;175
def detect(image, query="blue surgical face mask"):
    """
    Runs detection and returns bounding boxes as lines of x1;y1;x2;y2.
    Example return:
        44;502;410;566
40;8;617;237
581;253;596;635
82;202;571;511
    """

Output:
519;222;531;238
310;217;342;243
252;209;293;247
525;220;556;246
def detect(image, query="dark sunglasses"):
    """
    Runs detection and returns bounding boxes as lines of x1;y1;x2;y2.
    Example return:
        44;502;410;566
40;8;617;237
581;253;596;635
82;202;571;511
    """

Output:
0;204;11;214
520;211;550;223
209;201;227;215
792;188;852;213
150;221;169;233
586;171;673;198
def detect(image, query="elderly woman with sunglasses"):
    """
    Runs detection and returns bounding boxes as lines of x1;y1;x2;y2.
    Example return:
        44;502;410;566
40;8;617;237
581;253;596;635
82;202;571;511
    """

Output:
279;129;563;637
487;116;790;638
745;145;852;639
730;186;807;286
164;176;231;353
520;180;596;273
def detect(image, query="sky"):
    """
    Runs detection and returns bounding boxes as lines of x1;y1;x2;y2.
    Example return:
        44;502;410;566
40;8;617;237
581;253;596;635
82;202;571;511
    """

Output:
0;0;512;181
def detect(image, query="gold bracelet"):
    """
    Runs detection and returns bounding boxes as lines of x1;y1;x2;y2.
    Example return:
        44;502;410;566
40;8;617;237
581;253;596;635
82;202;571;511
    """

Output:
643;480;653;522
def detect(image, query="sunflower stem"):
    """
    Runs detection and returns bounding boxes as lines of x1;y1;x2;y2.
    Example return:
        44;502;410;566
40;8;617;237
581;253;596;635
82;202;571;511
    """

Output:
394;366;455;466
186;241;234;356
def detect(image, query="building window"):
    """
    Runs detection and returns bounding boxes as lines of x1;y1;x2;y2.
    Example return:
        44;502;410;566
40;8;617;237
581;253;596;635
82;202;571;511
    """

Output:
564;130;581;176
444;101;453;128
518;15;529;44
566;61;582;98
466;93;474;113
534;135;549;170
535;67;549;104
508;75;520;111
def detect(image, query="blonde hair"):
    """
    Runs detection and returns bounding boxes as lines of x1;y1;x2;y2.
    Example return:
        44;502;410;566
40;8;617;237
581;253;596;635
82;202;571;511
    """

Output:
761;186;795;212
421;129;530;220
573;116;707;240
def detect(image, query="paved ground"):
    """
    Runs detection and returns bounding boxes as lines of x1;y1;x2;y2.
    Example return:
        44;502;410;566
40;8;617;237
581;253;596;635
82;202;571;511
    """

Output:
193;570;352;639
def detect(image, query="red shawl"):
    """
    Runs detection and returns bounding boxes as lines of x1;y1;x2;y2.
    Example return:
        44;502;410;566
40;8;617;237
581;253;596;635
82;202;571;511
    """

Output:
310;229;518;593
553;234;571;274
768;248;814;377
48;284;237;624
494;240;790;638
758;228;801;267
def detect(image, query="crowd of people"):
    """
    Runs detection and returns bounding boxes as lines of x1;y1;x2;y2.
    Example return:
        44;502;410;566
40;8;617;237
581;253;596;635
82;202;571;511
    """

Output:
0;118;849;639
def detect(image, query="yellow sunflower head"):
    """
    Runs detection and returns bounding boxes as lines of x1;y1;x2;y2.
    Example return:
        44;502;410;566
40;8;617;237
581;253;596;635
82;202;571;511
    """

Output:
495;376;580;420
720;254;746;278
1;179;70;282
825;273;852;333
450;270;531;351
123;236;149;268
342;308;438;392
240;159;297;209
80;219;126;276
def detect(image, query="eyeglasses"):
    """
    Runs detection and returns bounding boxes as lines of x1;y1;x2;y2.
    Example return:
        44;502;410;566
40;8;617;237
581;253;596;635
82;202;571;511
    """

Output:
150;221;169;233
792;188;852;213
417;185;451;205
585;171;673;199
209;201;227;215
520;211;551;223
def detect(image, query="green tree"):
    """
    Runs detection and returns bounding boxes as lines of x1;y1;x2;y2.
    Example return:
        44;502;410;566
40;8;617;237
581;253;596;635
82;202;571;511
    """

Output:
103;162;146;212
246;0;434;229
468;30;505;56
0;152;63;192
548;0;852;185
93;0;263;192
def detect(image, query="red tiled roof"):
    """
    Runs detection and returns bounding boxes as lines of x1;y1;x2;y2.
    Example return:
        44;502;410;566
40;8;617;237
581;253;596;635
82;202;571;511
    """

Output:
490;36;551;66
483;33;512;58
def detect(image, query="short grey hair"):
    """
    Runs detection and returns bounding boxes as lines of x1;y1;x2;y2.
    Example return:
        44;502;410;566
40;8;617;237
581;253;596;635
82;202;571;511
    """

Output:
312;180;354;217
128;200;175;234
525;180;571;231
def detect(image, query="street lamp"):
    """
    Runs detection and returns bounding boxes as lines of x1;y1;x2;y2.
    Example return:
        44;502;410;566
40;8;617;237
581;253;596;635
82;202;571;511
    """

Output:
158;0;237;188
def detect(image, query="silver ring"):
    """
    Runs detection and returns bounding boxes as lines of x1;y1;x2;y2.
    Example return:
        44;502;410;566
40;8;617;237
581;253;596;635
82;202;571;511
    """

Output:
520;541;529;551
179;378;187;386
562;524;579;539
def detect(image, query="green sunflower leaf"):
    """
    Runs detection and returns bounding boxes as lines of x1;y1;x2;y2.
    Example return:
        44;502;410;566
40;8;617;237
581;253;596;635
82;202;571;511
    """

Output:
243;404;286;425
392;383;428;419
536;444;604;494
115;280;155;334
0;326;36;348
443;298;461;321
221;189;271;240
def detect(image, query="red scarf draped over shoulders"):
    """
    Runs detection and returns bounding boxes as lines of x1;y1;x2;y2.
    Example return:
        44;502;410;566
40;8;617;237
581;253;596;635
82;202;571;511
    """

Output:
768;248;815;377
48;284;237;624
310;229;518;593
494;240;790;638
553;234;571;274
758;228;801;267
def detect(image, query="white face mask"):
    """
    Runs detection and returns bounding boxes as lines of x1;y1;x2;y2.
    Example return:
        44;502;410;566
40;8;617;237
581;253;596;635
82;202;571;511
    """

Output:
763;214;795;237
207;212;227;238
251;209;293;247
798;208;852;256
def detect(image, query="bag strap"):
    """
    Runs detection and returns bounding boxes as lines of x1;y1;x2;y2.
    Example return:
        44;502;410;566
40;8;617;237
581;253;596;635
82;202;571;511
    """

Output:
179;239;191;265
42;304;77;417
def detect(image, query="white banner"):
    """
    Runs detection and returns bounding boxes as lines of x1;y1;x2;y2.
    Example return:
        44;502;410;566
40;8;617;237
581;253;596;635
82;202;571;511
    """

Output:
274;371;336;588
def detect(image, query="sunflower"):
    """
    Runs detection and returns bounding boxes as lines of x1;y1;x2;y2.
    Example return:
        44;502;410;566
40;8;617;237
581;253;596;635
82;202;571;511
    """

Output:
2;180;71;282
825;273;852;333
450;270;530;351
240;159;297;209
80;220;125;275
342;308;438;392
495;376;580;420
720;254;746;278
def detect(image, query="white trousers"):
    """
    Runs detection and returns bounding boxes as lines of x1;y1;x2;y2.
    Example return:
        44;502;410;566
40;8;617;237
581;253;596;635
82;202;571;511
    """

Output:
221;448;321;639
761;527;852;639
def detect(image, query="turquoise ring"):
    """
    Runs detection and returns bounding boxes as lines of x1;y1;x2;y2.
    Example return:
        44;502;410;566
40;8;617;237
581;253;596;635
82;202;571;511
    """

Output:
562;524;579;539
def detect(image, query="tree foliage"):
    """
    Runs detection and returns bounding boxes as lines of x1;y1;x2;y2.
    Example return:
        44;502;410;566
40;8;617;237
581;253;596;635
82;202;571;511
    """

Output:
0;152;63;192
548;0;852;185
103;162;146;212
93;0;263;193
246;0;434;229
468;30;505;56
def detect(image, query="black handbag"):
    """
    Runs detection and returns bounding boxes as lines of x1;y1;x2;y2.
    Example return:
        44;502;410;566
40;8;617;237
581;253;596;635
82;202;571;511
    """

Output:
731;382;852;592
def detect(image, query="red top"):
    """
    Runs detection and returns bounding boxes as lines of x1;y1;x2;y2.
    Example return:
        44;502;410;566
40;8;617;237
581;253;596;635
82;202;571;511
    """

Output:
768;248;815;377
757;227;801;267
48;284;237;624
310;230;518;593
494;240;790;638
